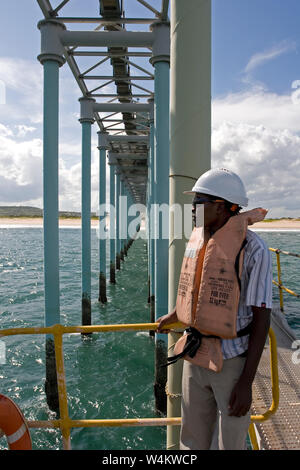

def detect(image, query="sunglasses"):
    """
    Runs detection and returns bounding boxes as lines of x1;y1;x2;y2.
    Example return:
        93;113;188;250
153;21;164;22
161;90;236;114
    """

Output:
192;196;224;205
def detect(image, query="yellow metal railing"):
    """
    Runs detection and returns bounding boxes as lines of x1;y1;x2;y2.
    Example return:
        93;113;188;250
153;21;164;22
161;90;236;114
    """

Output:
248;246;300;449
0;322;279;450
270;247;300;312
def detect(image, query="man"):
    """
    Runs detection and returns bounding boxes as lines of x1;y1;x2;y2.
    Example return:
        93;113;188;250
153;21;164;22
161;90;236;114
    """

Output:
157;168;273;450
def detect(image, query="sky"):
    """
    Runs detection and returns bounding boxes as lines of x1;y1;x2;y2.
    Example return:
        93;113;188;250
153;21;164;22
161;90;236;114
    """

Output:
1;0;300;217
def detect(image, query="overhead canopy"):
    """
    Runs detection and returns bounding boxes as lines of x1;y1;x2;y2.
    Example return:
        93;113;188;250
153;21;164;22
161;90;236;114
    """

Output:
36;0;170;204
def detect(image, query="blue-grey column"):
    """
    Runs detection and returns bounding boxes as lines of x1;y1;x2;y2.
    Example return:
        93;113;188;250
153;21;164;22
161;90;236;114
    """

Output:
119;178;125;262
147;161;151;302
98;132;108;303
79;97;95;325
123;184;128;257
38;18;66;415
150;22;170;415
125;185;130;256
127;190;134;249
109;162;116;283
153;61;170;330
115;170;121;270
43;61;60;330
148;99;155;325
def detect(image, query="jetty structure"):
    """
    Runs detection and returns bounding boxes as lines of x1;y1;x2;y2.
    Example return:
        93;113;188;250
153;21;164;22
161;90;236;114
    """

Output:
0;0;297;450
35;0;171;421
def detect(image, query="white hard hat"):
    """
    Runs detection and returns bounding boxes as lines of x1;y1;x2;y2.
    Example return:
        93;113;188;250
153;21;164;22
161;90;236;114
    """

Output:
184;168;248;207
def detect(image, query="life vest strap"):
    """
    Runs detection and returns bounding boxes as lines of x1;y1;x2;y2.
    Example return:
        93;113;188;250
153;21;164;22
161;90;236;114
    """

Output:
163;328;220;367
164;322;252;367
234;238;248;291
236;321;252;337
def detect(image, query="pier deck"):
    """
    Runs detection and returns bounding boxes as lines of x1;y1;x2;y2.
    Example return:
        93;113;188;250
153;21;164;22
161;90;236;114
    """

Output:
251;308;300;449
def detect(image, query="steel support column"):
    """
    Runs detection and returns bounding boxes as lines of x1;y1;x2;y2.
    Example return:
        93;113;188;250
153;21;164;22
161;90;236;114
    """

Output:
148;99;155;329
38;19;66;415
41;61;61;336
127;191;134;249
98;132;109;303
109;162;116;284
79;97;95;326
119;178;126;262
150;22;170;415
123;185;129;256
147;158;151;303
115;171;121;270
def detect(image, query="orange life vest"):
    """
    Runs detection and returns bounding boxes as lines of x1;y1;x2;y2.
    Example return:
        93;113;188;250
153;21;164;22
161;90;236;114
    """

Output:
169;208;268;372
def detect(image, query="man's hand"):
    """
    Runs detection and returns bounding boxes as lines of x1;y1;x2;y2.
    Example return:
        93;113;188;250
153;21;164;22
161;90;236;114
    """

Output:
228;379;252;417
156;309;178;333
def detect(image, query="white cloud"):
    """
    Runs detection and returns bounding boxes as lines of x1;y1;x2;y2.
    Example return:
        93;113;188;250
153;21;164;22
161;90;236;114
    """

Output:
0;57;43;123
0;123;13;137
0;56;82;127
211;42;300;218
213;88;300;133
212;121;300;218
0;123;109;212
15;125;36;138
0;124;43;204
244;40;296;74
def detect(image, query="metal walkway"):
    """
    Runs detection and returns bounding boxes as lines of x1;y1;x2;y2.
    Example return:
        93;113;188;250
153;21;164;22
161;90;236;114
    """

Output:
251;308;300;449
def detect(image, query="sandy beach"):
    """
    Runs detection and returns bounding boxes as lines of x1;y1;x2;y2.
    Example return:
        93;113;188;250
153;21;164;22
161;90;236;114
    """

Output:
251;219;300;229
1;217;300;230
0;217;99;227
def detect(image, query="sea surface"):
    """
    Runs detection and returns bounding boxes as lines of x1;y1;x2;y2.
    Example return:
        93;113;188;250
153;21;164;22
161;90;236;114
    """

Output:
0;227;299;450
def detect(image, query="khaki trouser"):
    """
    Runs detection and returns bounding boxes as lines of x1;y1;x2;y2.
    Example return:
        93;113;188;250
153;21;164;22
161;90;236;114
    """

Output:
180;356;251;450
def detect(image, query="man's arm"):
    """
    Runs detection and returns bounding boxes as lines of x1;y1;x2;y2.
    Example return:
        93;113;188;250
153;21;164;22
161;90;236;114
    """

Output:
228;306;271;417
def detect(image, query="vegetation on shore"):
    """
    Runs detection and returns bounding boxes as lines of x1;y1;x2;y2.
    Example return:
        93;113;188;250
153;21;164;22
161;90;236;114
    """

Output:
0;206;97;219
0;206;299;222
264;218;300;222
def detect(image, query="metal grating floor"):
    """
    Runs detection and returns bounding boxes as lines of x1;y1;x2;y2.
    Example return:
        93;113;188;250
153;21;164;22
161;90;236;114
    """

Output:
251;310;300;450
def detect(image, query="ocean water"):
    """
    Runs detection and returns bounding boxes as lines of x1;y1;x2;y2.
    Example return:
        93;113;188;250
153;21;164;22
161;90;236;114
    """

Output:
0;227;299;450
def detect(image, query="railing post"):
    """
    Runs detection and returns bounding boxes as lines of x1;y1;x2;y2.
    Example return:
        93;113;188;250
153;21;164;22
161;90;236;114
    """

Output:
53;326;71;449
248;423;260;450
79;97;95;326
37;19;66;414
276;250;284;312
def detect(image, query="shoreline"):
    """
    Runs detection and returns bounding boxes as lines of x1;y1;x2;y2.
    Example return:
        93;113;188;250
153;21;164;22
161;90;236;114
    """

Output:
1;217;300;230
0;217;99;227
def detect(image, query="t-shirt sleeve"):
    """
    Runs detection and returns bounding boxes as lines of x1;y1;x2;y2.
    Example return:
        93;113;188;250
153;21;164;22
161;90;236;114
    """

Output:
245;245;273;308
